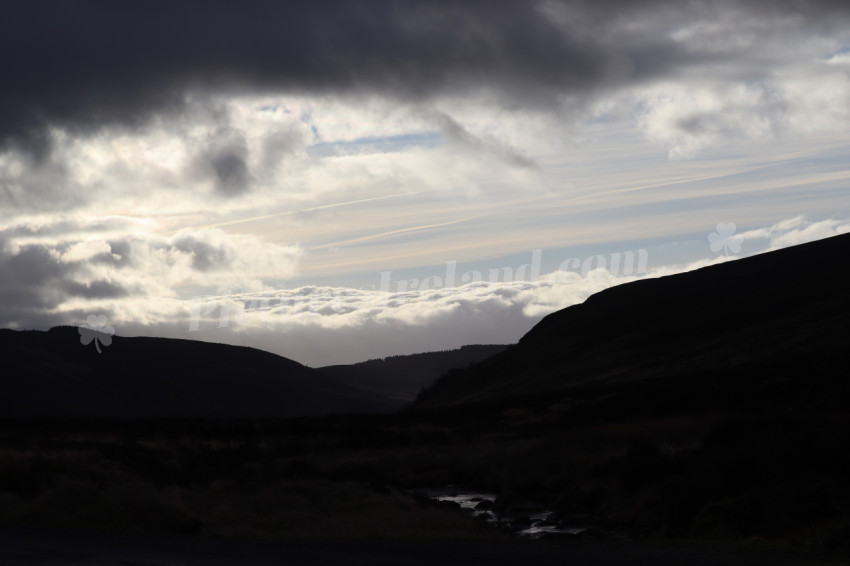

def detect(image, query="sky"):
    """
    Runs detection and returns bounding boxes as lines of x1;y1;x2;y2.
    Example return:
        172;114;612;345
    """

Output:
1;0;849;366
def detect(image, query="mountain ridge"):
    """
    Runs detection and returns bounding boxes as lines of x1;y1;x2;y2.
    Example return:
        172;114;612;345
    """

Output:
0;326;374;418
415;233;850;408
316;344;508;404
0;327;506;418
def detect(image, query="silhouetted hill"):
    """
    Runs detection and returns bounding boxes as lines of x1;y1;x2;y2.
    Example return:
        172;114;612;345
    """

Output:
416;233;850;409
316;345;507;407
0;327;397;418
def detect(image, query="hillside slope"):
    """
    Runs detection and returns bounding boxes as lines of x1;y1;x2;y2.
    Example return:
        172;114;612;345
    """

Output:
416;233;850;409
0;327;396;418
316;344;507;406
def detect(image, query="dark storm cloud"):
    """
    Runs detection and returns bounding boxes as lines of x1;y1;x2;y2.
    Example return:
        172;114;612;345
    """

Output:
434;111;537;168
91;240;134;269
3;0;848;158
0;233;133;326
190;126;253;197
172;234;233;272
62;279;128;299
4;244;83;286
0;239;73;320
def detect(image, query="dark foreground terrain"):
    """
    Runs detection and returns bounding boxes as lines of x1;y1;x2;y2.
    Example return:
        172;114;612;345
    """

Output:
2;527;844;566
1;234;850;563
0;406;847;563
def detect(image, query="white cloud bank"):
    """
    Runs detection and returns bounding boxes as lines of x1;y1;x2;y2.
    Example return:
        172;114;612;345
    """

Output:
1;215;831;366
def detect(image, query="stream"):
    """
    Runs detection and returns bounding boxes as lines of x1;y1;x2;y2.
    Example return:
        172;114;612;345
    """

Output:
414;486;605;539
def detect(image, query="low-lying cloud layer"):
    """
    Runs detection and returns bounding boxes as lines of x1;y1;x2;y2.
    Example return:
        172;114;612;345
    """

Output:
3;216;837;366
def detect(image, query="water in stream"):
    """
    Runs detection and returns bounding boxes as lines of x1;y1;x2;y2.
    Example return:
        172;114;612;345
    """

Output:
415;487;592;539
